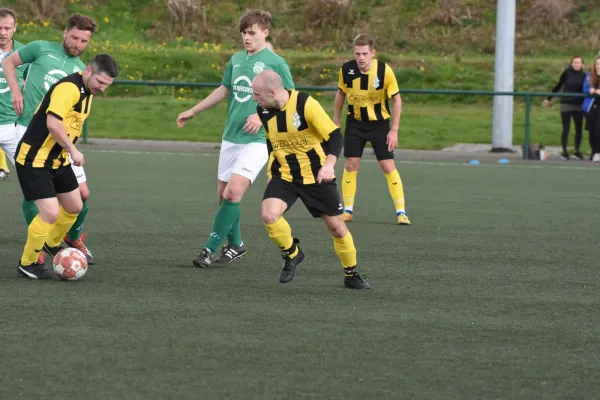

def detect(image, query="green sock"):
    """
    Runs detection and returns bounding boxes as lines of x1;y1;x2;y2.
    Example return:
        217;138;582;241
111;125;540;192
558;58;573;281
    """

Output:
22;199;39;225
204;199;241;253
227;210;243;246
67;199;88;241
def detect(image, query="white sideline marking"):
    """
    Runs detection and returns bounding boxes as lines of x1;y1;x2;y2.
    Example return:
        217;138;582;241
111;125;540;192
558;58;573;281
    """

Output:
85;149;213;157
84;148;600;171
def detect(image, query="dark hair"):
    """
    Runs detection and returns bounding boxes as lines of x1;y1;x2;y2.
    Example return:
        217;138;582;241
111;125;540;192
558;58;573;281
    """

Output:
89;54;118;78
0;8;16;22
353;33;375;50
67;13;98;33
239;10;271;32
571;56;583;64
591;56;600;89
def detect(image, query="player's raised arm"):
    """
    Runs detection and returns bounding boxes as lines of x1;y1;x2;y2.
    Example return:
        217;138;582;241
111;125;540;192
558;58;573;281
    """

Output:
2;51;25;115
176;85;230;128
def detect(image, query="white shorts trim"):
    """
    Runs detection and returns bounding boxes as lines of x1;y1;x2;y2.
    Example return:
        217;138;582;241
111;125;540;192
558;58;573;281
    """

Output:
71;163;87;184
217;141;268;183
0;123;22;165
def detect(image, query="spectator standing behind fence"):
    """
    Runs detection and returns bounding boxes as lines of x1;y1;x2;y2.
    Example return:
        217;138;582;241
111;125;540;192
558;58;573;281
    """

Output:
582;56;600;162
543;56;586;160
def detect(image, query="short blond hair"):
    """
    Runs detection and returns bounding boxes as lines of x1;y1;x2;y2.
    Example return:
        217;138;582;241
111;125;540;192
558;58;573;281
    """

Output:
353;34;375;50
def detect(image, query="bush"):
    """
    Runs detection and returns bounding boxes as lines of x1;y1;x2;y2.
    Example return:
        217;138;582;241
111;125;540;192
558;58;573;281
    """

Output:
12;0;67;24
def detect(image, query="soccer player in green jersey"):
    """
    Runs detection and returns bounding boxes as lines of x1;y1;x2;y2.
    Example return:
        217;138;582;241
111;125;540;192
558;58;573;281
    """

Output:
176;10;294;268
3;13;98;264
0;8;26;180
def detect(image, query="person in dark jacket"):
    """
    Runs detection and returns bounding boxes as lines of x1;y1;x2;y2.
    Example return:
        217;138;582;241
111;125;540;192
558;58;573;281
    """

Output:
543;56;586;160
583;56;600;161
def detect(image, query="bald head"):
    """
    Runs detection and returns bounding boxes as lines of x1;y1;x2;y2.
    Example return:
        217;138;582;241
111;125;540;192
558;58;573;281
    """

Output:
252;70;287;109
253;70;283;91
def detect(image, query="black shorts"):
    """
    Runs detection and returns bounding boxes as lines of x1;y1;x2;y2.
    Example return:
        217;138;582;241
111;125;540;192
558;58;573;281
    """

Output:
16;164;79;201
263;178;343;218
344;118;394;160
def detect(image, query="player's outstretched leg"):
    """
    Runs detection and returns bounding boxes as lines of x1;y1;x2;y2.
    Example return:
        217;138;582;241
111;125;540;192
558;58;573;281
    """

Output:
193;199;241;268
213;211;247;264
384;169;410;225
44;206;80;258
63;173;94;264
265;217;304;283
21;199;46;264
342;168;357;222
262;197;304;283
194;174;251;268
380;159;410;225
64;199;94;264
323;215;369;289
19;213;53;280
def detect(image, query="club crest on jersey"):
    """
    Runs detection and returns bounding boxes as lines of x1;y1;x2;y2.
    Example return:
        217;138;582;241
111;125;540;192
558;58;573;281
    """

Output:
373;76;380;89
292;112;301;129
253;62;265;74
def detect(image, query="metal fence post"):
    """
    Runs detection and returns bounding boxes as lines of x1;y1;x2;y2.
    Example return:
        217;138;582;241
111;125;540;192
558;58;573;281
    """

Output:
523;94;532;160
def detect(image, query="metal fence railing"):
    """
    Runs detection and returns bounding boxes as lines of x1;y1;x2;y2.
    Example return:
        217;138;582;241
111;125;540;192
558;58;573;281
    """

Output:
82;80;593;160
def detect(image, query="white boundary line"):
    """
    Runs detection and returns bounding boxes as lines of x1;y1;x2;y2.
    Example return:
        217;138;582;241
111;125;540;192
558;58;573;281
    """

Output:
84;148;600;171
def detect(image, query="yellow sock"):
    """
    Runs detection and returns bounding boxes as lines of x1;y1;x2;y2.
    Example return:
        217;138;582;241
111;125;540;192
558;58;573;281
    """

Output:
333;231;357;273
264;217;299;258
384;169;406;214
342;169;357;213
21;216;52;265
47;206;79;247
0;148;9;172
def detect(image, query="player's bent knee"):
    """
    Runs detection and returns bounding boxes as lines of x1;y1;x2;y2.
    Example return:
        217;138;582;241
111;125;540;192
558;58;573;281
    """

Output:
63;208;82;216
39;208;60;224
63;201;83;215
223;189;244;202
223;175;251;202
378;159;396;173
330;224;348;238
261;209;282;225
345;158;361;172
323;215;347;238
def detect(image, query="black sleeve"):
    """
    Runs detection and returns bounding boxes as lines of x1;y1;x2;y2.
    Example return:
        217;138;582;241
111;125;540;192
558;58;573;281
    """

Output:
325;128;343;158
548;70;568;101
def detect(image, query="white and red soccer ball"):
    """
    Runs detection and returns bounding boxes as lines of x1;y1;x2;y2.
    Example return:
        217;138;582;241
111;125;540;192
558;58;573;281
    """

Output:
53;248;88;281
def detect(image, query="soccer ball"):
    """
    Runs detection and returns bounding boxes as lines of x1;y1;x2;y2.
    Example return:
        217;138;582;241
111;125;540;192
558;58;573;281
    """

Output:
53;247;88;281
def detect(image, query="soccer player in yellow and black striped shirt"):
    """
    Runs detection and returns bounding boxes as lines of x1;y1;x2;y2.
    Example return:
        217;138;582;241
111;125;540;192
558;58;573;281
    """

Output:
334;34;410;225
15;54;117;279
252;70;369;289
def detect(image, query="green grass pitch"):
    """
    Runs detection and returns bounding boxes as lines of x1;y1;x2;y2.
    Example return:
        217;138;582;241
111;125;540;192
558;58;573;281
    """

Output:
1;149;599;399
